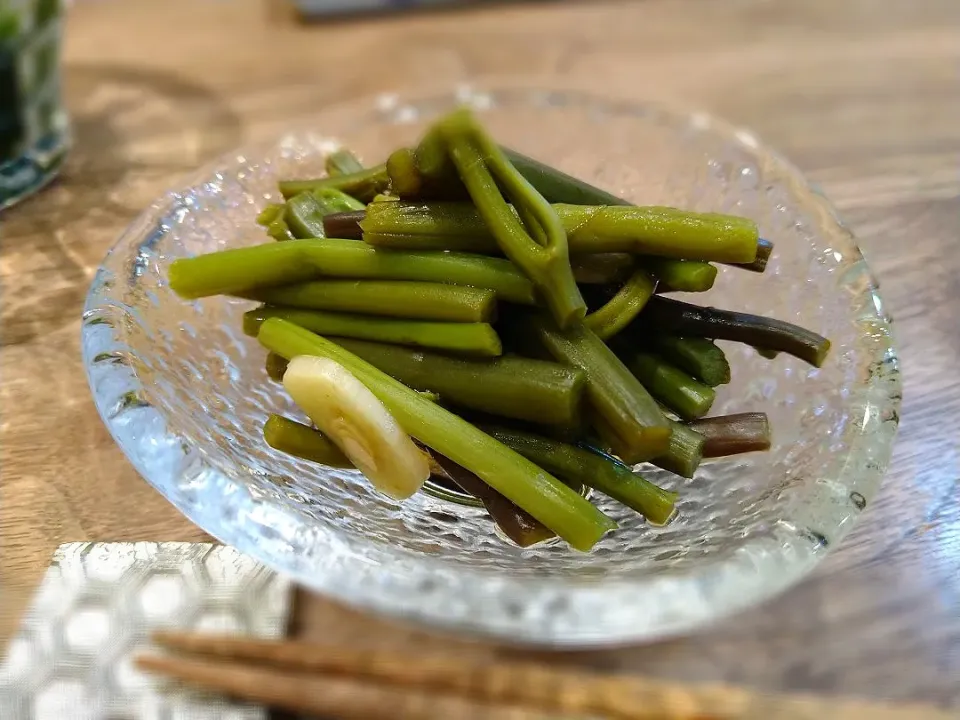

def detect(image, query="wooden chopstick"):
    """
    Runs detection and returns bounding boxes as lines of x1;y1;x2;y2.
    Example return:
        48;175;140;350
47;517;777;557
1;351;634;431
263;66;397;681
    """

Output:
144;630;734;719
136;653;561;720
137;631;955;720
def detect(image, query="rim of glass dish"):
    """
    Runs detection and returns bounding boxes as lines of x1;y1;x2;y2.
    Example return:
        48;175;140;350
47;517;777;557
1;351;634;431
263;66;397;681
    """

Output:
82;80;901;647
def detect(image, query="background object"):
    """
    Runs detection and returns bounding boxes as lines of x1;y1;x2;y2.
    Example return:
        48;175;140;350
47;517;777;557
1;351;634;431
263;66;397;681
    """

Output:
288;0;500;20
0;542;293;719
0;0;69;209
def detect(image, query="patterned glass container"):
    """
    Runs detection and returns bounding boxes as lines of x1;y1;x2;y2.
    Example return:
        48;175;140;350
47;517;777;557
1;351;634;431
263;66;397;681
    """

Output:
82;85;900;646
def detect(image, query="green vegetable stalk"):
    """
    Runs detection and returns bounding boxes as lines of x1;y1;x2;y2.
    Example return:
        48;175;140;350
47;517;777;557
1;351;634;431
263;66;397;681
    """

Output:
257;318;616;551
263;414;352;468
313;187;365;214
409;125;469;200
243;307;502;357
355;201;759;264
517;314;671;463
279;163;389;202
438;109;587;328
265;352;289;382
284;192;328;239
583;268;657;340
482;425;677;526
503;147;774;274
627;353;716;421
645;259;717;293
570;253;634;285
256;204;286;226
267;417;473;515
652;421;706;479
636;296;832;367
325;149;364;177
649;335;731;387
256;203;296;241
556;204;759;263
167;238;536;305
386;147;423;198
240;280;497;323
266;353;445;405
331;337;586;428
502;148;624;206
264;191;365;243
339;148;772;271
430;452;556;548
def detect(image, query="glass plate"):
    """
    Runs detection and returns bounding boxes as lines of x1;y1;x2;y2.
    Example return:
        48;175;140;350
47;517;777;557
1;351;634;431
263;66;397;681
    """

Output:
82;84;901;646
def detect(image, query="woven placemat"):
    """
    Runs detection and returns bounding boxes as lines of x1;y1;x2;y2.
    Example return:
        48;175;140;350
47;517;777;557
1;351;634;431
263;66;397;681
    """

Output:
0;542;293;719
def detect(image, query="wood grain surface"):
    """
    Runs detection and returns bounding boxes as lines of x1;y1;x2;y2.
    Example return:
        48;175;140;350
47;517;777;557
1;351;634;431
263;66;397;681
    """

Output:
2;0;959;710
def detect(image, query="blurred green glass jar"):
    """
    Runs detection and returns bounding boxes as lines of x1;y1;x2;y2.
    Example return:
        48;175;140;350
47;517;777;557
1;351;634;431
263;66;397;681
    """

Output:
0;0;69;210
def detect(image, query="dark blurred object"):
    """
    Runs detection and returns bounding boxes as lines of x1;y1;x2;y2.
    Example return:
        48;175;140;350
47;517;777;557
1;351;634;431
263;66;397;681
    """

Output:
286;0;542;21
0;0;68;210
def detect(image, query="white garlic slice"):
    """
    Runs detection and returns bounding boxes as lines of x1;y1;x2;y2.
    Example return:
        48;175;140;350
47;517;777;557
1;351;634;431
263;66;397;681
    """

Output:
282;355;430;500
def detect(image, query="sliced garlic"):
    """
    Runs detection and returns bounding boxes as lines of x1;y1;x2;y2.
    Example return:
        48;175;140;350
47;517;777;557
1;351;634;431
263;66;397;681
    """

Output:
282;355;431;500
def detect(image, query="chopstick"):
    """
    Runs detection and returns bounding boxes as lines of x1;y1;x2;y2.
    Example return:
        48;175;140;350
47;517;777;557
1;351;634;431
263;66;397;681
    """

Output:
137;653;559;720
137;631;954;720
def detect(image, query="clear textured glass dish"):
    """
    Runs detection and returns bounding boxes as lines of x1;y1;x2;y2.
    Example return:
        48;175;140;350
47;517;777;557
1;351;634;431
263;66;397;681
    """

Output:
82;85;900;646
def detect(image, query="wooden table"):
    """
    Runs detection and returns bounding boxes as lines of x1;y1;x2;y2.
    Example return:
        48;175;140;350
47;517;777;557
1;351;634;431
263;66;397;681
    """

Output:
2;0;958;709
